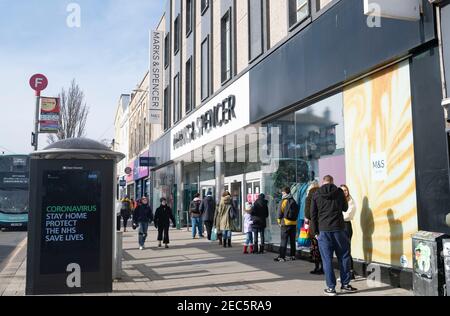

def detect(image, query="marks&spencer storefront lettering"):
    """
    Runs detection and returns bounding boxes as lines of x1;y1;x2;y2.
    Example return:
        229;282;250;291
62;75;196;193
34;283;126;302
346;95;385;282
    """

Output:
173;95;236;149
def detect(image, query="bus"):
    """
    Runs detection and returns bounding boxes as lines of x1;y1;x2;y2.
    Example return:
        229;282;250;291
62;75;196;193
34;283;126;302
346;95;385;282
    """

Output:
0;155;29;230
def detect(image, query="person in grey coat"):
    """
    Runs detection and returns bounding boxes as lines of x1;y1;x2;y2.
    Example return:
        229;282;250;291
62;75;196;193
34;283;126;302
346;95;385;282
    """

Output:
200;190;216;240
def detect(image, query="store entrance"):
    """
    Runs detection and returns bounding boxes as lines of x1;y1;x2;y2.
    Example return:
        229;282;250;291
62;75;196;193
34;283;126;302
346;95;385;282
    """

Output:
230;182;242;232
183;184;198;228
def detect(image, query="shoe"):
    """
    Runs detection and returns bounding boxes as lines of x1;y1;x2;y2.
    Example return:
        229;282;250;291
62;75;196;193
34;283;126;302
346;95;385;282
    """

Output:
249;245;254;254
274;257;286;262
317;269;324;275
259;245;265;254
350;271;356;280
228;239;232;248
139;246;144;250
223;242;227;248
243;245;248;254
310;269;320;275
341;285;358;293
165;244;169;249
286;256;296;261
158;243;162;248
324;288;337;296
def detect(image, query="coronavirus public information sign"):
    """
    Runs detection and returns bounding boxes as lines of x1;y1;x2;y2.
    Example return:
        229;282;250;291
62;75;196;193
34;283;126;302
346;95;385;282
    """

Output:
26;159;114;295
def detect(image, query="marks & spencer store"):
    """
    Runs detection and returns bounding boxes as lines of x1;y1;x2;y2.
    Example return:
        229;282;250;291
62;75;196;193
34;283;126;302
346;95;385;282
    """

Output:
149;0;450;287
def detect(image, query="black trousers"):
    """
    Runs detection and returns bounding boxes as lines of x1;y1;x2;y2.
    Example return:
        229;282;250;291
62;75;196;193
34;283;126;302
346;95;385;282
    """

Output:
204;221;214;240
253;228;265;245
158;226;170;244
122;216;130;229
344;221;354;270
280;225;297;258
116;215;121;231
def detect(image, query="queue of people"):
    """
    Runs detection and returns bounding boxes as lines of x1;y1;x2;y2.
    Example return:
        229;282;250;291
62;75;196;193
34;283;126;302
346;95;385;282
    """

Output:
119;176;357;296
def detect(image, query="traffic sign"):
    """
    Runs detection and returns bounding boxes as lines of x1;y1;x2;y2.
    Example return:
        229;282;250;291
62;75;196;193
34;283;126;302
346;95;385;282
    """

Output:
29;74;48;93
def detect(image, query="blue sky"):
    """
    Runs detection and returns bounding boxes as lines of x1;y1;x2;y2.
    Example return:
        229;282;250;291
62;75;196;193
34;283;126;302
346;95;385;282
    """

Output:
0;0;165;154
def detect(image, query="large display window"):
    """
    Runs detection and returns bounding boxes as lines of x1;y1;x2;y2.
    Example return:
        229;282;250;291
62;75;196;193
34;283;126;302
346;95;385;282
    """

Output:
263;93;346;246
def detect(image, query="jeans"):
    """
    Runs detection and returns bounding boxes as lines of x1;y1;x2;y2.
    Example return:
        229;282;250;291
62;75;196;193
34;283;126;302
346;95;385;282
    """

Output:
245;232;253;245
344;222;354;271
318;230;352;290
280;225;297;258
222;230;232;240
158;225;170;244
138;222;149;247
252;228;265;246
192;217;203;237
204;221;214;240
122;216;130;230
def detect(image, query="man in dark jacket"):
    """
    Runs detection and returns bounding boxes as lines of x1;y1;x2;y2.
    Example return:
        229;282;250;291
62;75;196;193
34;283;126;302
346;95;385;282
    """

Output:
310;175;357;296
132;196;153;250
190;193;203;239
251;194;269;254
200;191;216;240
154;198;176;248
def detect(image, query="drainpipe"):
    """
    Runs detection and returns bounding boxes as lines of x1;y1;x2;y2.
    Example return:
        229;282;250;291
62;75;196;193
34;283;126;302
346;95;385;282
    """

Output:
435;5;449;122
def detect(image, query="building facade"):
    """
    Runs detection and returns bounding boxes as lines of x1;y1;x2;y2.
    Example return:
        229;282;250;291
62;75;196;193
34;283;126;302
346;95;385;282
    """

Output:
117;0;450;286
114;94;131;199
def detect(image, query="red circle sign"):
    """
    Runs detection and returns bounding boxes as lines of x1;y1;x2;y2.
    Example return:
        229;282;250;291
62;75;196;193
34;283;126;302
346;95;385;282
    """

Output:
29;74;48;92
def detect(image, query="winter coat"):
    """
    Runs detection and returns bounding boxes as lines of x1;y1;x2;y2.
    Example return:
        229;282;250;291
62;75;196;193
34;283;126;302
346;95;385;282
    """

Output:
154;205;175;228
343;197;356;222
133;203;153;223
277;194;299;226
214;196;237;232
310;184;348;236
200;195;216;222
189;198;202;218
243;213;253;234
120;198;132;218
304;187;319;220
251;197;269;229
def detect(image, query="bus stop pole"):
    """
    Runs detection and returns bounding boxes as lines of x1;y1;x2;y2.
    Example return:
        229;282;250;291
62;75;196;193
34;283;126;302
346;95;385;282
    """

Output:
33;92;40;151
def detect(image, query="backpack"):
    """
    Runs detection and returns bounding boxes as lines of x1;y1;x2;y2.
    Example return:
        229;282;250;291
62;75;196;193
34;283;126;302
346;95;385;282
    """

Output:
121;200;131;211
285;198;300;221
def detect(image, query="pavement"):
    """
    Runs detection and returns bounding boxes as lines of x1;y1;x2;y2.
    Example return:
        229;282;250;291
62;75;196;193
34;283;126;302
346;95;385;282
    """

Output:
0;228;412;296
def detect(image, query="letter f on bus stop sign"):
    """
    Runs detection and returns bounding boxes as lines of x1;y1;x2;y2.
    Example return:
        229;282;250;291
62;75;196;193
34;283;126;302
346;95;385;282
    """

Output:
29;74;48;95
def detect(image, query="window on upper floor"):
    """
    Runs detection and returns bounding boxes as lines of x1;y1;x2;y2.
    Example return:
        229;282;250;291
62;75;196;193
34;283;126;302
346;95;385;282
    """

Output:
163;87;171;131
201;36;210;101
174;15;181;55
164;33;170;69
173;73;181;123
185;57;193;114
289;0;309;28
316;0;333;11
201;0;209;15
248;0;264;61
186;0;193;37
221;9;232;84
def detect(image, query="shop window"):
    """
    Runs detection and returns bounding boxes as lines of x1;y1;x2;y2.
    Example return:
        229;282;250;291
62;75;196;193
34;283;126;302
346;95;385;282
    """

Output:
262;93;345;243
221;9;232;84
186;0;193;37
201;36;210;101
289;0;309;28
185;57;193;113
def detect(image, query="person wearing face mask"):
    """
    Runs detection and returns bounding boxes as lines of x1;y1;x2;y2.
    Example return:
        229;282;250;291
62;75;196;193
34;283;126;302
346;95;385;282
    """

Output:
132;196;153;250
154;197;176;248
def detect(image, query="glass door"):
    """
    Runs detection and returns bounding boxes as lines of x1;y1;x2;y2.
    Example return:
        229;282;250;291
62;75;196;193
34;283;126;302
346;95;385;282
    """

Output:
230;182;242;232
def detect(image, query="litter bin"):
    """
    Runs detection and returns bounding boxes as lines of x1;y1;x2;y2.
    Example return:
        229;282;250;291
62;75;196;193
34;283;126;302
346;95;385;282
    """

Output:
412;231;449;296
443;239;450;296
26;138;124;295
